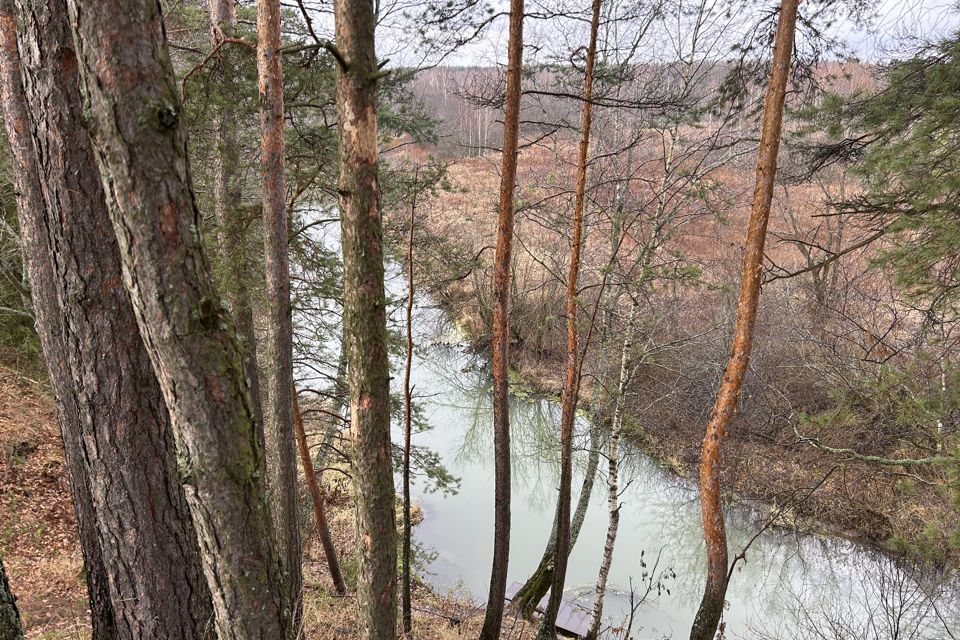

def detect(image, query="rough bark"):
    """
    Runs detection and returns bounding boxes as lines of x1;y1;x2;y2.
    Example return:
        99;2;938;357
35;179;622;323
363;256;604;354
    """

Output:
209;0;265;441
587;301;637;639
479;1;524;637
0;11;116;638
539;1;601;636
333;1;397;638
257;0;301;632
690;1;798;638
4;2;214;637
402;184;417;635
294;387;346;595
0;559;23;640
64;0;286;637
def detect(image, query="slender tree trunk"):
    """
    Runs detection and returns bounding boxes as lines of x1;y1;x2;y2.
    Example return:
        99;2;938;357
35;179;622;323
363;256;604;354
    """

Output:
257;0;302;633
587;301;637;640
4;2;215;637
690;1;798;638
209;0;266;437
402;179;417;635
539;1;601;636
294;387;347;595
479;1;524;637
333;2;397;638
64;1;286;637
510;420;601;618
0;560;23;640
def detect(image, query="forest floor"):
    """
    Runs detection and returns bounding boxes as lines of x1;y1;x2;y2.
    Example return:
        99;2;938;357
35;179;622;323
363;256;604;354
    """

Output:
0;361;533;639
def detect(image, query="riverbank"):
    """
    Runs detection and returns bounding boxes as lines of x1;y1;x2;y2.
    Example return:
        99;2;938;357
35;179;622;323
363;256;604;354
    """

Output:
433;284;960;568
394;148;960;568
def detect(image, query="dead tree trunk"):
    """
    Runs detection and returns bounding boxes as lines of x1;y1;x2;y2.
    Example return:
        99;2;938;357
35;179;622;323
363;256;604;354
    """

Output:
690;1;798;638
294;387;347;595
257;0;301;632
333;1;397;638
587;301;637;639
479;1;524;638
402;178;418;635
539;1;602;636
209;0;265;438
64;0;286;636
510;421;601;618
4;1;215;637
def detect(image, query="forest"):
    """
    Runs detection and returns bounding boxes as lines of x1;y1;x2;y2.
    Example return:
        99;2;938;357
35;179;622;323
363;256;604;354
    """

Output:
1;0;960;638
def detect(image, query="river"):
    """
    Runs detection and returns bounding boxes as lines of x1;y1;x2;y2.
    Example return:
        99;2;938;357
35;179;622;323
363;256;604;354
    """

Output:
385;279;959;640
305;224;958;639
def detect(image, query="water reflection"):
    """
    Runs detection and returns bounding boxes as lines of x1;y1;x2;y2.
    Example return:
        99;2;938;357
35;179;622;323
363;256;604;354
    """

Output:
398;301;960;639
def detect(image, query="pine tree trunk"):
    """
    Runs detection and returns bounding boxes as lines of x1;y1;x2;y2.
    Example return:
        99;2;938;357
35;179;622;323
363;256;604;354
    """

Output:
63;0;286;637
257;0;301;632
0;559;23;640
690;1;798;638
539;1;601;636
294;388;346;595
0;11;116;639
333;2;397;638
479;1;524;637
209;0;266;439
587;301;637;640
3;2;215;637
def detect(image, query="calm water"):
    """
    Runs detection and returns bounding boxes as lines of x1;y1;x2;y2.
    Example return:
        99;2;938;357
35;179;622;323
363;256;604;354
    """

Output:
390;297;960;639
300;222;957;639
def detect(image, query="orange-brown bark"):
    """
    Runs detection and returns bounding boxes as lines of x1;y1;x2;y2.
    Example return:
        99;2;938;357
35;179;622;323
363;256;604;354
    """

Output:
294;388;346;596
479;2;524;639
539;0;602;636
691;1;799;638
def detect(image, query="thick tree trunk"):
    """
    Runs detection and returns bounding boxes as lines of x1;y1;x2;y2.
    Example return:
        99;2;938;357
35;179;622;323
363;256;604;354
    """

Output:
539;1;601;636
587;301;637;639
294;388;346;595
0;558;23;639
479;1;523;638
690;1;798;638
0;11;116;639
64;0;286;637
402;186;416;635
333;2;397;638
257;0;301;632
4;2;214;637
209;0;266;439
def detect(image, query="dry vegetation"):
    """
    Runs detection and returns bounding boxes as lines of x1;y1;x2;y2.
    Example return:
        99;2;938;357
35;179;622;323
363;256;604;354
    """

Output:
0;365;88;638
406;125;960;565
0;361;534;639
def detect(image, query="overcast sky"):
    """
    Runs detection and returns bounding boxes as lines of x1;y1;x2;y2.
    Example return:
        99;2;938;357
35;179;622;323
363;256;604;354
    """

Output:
365;0;960;67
